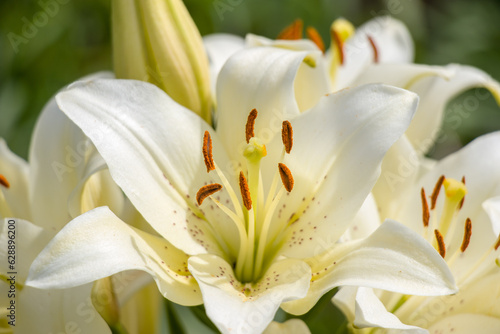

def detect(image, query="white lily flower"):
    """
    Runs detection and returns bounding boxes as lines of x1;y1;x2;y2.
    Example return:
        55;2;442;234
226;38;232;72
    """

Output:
26;46;457;334
0;73;161;333
334;132;500;333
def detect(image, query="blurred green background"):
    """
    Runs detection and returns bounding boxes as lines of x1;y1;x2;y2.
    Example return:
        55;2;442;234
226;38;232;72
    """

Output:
1;0;500;159
1;0;499;332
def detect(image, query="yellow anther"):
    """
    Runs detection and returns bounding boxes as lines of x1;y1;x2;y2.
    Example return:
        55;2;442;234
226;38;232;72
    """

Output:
277;19;303;40
434;229;446;258
0;174;9;189
460;218;472;253
202;131;215;173
306;26;325;53
421;187;429;227
244;137;267;163
278;163;294;192
196;183;222;205
281;120;293;154
430;175;445;210
239;172;252;210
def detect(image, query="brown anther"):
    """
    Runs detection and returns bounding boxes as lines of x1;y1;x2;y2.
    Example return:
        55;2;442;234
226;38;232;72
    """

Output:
367;35;379;63
202;131;215;173
495;233;500;251
421;187;430;227
331;29;345;65
277;19;303;40
459;176;466;209
245;109;258;143
278;163;294;192
434;229;446;258
306;26;325;53
0;174;9;189
430;175;445;210
460;218;472;252
196;184;222;205
281;121;293;154
239;172;252;210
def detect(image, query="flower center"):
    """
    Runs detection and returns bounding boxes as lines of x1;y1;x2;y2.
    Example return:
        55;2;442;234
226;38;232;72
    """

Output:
420;175;500;284
195;110;296;283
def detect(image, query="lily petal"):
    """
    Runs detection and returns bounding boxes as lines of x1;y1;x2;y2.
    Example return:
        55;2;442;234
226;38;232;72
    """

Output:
276;84;418;258
203;33;245;94
29;72;114;231
26;206;203;306
56;78;235;256
282;220;456;315
427;314;500;334
0;218;52;282
405;64;500;154
188;254;311;334
0;139;31;220
262;319;311;334
216;46;330;163
482;196;500;237
352;287;427;333
335;16;414;89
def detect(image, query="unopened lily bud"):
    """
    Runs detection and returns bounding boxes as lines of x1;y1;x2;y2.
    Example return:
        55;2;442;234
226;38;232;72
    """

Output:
112;0;212;123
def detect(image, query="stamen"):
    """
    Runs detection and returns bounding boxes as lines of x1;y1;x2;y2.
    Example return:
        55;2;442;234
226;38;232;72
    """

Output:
281;121;293;154
459;176;466;209
278;163;294;192
245;109;258;143
434;229;446;258
277;19;303;40
460;218;472;252
306;26;325;53
495;233;500;251
421;187;429;227
0;174;9;189
430;175;445;210
239;172;252;210
331;29;345;65
202;131;215;173
367;35;379;63
196;183;222;205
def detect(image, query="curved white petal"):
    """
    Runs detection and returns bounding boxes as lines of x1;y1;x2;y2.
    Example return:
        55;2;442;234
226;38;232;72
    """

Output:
282;220;456;315
373;136;421;222
56;78;235;256
405;64;500;155
331;286;358;323
216;46;330;163
0;218;52;282
0;139;31;220
482;196;500;236
188;254;311;334
353;287;426;333
427;314;500;334
246;33;321;52
275;84;418;258
29;72;113;231
26;207;203;306
351;63;452;89
263;319;311;334
16;284;111;334
335;16;414;89
339;193;381;242
67;146;125;218
203;33;245;94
